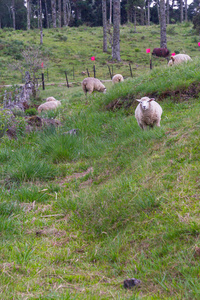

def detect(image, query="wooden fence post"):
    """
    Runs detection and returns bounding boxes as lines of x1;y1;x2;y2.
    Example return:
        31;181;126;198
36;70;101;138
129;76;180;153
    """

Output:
64;71;69;88
129;63;133;77
42;73;45;90
150;59;152;70
107;65;112;79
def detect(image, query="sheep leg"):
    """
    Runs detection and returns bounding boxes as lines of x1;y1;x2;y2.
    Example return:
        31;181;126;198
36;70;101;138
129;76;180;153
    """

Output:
139;123;147;130
155;120;161;127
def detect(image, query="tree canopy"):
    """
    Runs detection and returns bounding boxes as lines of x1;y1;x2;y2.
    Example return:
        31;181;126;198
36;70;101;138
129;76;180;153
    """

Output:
0;0;198;30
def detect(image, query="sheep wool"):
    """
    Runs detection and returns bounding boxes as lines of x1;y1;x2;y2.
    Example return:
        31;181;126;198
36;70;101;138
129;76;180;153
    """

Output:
81;77;106;96
112;74;124;84
135;97;163;130
46;96;57;102
38;100;61;113
168;54;192;66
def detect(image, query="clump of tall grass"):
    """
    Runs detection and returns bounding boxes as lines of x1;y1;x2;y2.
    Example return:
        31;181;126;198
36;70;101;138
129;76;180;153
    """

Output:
0;201;21;238
4;151;57;184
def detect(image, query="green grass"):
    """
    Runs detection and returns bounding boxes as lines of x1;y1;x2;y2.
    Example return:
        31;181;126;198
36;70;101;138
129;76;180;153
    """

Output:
0;22;200;86
0;23;200;299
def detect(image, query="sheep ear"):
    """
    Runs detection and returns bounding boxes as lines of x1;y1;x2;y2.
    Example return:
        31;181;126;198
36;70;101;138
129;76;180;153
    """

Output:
171;56;175;62
148;98;155;102
136;99;141;102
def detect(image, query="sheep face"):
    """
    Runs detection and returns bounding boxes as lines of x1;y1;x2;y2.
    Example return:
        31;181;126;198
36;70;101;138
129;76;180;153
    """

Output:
136;97;155;111
168;56;175;66
103;88;107;94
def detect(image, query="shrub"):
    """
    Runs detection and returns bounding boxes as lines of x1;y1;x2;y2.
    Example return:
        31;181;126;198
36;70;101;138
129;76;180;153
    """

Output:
25;108;37;116
3;27;14;32
3;40;24;60
182;22;191;28
0;110;10;138
193;13;200;34
173;49;180;54
15;117;26;137
191;36;199;43
54;33;68;42
167;26;176;35
151;30;159;35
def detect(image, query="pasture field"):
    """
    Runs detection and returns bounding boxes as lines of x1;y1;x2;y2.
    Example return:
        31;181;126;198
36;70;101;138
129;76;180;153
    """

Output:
0;22;199;85
0;23;200;299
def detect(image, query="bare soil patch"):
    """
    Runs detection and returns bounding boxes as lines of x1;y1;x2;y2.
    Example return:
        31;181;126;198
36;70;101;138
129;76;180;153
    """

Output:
106;82;200;111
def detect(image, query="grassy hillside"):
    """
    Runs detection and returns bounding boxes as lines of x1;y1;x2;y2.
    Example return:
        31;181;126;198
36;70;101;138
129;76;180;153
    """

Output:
0;22;199;85
0;24;200;299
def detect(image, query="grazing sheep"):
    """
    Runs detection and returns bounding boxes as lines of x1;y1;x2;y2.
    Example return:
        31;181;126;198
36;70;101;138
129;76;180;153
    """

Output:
152;48;170;58
81;77;106;96
135;97;162;130
112;74;124;84
168;54;192;66
46;96;57;102
38;100;61;113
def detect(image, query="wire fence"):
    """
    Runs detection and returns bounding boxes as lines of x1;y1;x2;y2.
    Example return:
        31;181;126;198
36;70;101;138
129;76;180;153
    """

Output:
0;62;142;98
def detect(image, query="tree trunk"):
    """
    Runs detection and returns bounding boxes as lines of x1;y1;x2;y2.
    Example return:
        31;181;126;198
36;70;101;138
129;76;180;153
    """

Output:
27;0;31;30
140;7;144;25
185;0;188;22
127;7;131;23
44;0;49;28
166;0;169;24
160;0;167;48
112;0;121;61
157;0;160;25
110;0;112;24
58;0;61;28
134;7;136;32
147;0;150;26
76;7;81;20
102;0;107;52
63;0;71;26
180;0;183;23
11;0;16;30
63;0;67;26
37;3;39;29
51;0;57;28
39;0;43;44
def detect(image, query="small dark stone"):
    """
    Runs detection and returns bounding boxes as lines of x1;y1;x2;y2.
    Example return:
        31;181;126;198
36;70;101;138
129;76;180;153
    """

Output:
124;278;141;289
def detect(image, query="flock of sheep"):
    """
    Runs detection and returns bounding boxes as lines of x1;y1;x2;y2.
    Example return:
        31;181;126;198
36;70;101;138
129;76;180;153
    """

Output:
37;52;192;130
